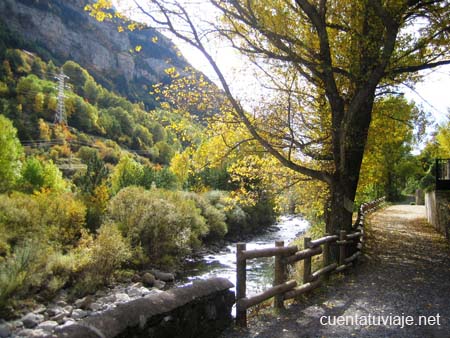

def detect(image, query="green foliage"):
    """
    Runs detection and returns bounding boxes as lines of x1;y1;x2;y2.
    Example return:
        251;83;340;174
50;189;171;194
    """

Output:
200;190;277;237
183;192;228;240
0;242;37;312
4;49;27;74
0;49;179;167
154;141;174;165
83;78;100;104
75;150;108;194
0;191;85;253
70;224;131;294
0;115;23;192
65;94;99;133
141;165;178;190
62;61;89;95
110;156;144;194
0;192;41;255
89;222;131;283
132;124;154;149
20;156;67;193
357;96;425;202
107;187;207;265
35;191;86;248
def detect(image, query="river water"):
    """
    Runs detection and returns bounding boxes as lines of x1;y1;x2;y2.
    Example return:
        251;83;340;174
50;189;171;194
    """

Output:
179;215;309;297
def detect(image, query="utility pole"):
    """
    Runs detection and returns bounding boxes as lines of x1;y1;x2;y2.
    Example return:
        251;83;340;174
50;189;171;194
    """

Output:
54;70;69;124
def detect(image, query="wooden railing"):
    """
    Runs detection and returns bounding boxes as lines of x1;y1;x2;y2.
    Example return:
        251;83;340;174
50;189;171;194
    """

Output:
235;197;386;327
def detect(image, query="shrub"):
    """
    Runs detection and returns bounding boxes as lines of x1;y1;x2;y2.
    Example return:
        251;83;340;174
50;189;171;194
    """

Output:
20;157;68;193
204;190;249;236
89;222;131;284
0;242;40;313
35;191;86;248
0;192;41;253
184;192;227;240
47;224;131;297
110;156;144;194
107;187;206;265
0;191;86;251
203;190;277;236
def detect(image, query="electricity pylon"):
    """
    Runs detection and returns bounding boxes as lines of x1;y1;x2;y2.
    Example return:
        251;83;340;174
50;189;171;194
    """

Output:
54;70;69;124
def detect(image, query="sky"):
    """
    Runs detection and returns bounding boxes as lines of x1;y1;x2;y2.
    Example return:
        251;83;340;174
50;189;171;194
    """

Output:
404;67;450;124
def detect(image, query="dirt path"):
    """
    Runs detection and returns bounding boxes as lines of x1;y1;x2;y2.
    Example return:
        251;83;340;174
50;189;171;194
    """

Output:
221;205;450;338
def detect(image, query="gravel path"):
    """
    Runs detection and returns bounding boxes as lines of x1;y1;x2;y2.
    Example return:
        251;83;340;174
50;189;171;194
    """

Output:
221;205;450;338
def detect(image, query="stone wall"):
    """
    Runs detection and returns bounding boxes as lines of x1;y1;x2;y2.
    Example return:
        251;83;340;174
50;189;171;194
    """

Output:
425;190;450;240
48;278;235;338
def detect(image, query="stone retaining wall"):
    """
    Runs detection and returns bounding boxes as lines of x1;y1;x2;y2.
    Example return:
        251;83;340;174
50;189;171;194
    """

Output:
47;278;235;338
425;190;450;240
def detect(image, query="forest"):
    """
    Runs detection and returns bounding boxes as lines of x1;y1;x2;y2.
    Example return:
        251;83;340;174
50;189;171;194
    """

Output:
0;0;450;319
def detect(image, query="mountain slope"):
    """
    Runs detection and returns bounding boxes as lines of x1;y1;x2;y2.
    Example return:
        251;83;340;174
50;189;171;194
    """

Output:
0;0;189;108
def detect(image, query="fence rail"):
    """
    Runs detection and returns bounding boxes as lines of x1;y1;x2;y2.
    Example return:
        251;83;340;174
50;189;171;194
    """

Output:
235;196;386;327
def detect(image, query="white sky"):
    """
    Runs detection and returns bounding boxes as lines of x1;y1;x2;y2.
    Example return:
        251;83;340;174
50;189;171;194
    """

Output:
404;67;450;124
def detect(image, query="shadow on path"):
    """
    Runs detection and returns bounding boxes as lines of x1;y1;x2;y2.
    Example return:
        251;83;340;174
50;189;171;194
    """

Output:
221;205;450;338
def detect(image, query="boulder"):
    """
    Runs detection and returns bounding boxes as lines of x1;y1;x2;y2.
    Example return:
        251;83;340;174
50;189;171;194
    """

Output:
22;313;44;329
37;320;58;332
71;309;88;320
131;274;142;283
151;270;175;282
153;280;166;290
0;324;11;338
142;272;156;287
74;295;95;310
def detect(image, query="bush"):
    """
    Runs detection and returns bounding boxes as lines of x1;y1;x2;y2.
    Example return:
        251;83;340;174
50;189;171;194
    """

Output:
89;222;131;284
202;190;248;236
184;192;227;240
0;192;41;254
70;223;131;295
20;157;68;193
0;191;86;251
45;224;131;297
107;187;207;265
35;191;86;248
203;190;277;236
0;242;40;314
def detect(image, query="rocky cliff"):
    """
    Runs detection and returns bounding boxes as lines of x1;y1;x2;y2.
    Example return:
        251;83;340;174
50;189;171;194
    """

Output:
0;0;189;108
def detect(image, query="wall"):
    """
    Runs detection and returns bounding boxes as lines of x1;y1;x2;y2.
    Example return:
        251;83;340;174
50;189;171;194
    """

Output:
425;190;450;240
49;278;235;338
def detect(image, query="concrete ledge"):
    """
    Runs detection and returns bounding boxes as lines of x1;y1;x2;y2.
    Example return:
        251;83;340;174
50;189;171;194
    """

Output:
51;278;235;338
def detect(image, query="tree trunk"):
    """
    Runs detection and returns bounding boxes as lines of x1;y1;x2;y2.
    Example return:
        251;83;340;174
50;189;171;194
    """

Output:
327;100;374;261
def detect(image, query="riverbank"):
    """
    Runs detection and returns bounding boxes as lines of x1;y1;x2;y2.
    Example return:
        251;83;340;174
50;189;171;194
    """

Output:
0;215;308;337
0;269;176;338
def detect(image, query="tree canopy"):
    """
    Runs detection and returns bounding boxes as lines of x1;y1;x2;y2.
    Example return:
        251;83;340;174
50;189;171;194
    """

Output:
0;115;23;192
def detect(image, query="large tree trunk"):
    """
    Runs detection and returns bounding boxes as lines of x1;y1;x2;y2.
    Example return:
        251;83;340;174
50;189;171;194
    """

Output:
327;99;374;261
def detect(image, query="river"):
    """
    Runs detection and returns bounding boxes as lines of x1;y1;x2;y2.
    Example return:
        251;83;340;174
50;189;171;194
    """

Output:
178;215;309;297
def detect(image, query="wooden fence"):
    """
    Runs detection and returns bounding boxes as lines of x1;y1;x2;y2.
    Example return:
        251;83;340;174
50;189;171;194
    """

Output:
235;197;386;327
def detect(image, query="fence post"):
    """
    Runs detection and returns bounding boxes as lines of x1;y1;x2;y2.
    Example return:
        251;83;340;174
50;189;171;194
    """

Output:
322;233;330;281
339;230;347;266
274;240;286;309
236;243;247;327
303;237;312;283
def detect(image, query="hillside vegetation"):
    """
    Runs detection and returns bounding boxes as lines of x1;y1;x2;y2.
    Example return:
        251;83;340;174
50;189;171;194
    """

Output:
0;47;276;315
